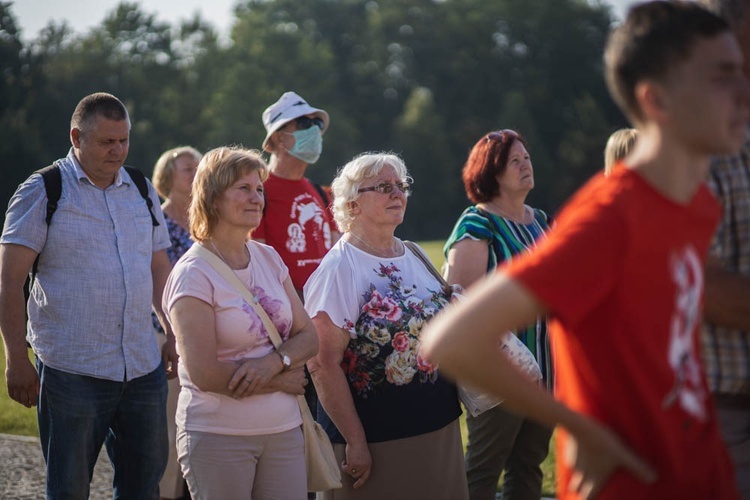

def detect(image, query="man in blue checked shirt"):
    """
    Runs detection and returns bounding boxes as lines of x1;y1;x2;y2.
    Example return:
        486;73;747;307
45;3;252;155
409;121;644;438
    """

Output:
0;92;177;499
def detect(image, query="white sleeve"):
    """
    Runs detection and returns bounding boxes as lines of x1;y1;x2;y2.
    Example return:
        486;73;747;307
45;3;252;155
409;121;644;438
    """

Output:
303;250;361;333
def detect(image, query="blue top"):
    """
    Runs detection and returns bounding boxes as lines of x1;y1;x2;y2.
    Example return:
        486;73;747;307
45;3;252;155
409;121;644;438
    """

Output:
1;149;170;381
152;213;194;333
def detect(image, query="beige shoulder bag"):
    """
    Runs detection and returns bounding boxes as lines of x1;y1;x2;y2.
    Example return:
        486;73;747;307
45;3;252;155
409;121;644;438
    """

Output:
191;243;342;492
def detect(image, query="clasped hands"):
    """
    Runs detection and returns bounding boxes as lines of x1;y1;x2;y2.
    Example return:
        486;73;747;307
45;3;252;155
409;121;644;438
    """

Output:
227;355;307;399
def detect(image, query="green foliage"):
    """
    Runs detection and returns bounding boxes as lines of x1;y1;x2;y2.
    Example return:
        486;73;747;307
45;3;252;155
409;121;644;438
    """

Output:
0;0;627;239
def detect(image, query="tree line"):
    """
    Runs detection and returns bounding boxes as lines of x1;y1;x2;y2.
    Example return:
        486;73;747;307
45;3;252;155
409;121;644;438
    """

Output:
0;0;627;240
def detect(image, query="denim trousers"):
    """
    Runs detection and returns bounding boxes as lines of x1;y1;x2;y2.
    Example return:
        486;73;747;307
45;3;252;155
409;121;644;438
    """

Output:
36;358;169;500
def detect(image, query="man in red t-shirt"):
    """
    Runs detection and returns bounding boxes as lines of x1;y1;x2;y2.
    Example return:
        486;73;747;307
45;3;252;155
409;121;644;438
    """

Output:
423;3;748;499
254;91;340;295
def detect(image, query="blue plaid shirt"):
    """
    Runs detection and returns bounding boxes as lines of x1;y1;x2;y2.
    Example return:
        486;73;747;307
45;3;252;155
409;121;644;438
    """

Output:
1;149;170;381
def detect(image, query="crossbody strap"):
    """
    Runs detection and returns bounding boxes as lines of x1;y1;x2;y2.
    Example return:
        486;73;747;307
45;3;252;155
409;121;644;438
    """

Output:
190;243;283;348
403;240;450;290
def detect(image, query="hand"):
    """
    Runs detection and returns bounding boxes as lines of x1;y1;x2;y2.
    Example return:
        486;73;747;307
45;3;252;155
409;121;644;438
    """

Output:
233;367;308;397
227;354;283;397
564;419;657;499
161;334;179;380
5;356;39;408
268;367;308;395
342;440;372;489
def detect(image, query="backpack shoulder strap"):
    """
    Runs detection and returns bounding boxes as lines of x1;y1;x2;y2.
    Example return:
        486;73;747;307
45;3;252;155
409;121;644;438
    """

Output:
30;161;62;283
403;240;451;291
124;166;160;226
36;161;62;226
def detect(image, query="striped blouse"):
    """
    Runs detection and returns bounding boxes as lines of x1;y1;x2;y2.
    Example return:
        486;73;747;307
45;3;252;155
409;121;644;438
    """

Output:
443;205;553;390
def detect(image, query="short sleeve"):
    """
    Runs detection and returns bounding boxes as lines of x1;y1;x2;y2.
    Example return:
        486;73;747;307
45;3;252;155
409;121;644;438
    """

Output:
443;207;493;255
303;250;361;332
163;257;215;319
1;174;49;253
506;194;625;327
139;175;170;252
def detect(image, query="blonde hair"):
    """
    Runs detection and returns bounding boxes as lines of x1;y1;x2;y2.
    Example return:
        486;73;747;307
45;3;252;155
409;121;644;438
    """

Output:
152;146;202;198
604;128;638;175
189;147;268;242
331;152;409;233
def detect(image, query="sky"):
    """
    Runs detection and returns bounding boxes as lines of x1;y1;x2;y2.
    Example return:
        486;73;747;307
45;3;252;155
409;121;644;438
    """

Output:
11;0;641;42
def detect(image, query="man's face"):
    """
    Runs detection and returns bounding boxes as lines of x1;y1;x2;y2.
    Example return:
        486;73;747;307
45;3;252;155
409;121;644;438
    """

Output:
72;114;130;185
663;32;749;156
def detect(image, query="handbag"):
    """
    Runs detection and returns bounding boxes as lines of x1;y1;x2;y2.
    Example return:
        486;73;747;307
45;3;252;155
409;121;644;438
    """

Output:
191;243;342;492
403;241;542;417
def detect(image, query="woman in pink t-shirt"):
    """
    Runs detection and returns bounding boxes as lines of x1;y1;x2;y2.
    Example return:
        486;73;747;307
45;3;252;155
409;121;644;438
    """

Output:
163;146;318;499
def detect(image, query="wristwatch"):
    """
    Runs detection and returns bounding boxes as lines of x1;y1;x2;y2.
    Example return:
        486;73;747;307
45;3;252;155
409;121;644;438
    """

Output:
276;349;292;371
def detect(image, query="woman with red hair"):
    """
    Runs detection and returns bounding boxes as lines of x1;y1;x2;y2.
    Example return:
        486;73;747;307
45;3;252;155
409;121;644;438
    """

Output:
443;130;552;500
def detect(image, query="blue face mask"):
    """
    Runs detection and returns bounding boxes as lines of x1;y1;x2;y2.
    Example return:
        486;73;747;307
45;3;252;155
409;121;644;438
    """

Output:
288;126;323;164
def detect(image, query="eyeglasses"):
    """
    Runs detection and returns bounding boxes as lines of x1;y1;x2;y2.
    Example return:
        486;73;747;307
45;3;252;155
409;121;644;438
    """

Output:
357;179;413;197
295;116;325;130
485;129;517;143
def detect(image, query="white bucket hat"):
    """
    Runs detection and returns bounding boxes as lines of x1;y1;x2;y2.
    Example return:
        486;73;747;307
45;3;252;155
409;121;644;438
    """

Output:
261;91;330;152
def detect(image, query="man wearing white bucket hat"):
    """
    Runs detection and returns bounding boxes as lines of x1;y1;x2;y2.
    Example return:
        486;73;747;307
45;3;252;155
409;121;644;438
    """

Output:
255;93;339;454
254;91;339;298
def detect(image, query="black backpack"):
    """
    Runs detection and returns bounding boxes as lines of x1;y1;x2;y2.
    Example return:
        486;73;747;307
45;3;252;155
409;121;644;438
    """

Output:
26;162;159;291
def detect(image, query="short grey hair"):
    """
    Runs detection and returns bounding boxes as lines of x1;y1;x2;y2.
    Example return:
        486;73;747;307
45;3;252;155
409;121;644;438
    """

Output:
70;92;129;133
699;0;748;29
331;152;409;233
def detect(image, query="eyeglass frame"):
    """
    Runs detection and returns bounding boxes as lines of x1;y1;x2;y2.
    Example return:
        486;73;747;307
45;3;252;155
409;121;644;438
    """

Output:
485;129;518;143
357;178;414;196
293;116;325;131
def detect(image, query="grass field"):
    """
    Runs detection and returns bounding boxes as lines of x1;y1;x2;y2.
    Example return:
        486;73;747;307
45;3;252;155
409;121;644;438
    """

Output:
0;240;556;494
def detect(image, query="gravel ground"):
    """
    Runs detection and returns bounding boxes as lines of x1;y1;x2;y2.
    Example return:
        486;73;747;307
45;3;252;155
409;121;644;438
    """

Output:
0;433;554;500
0;433;113;499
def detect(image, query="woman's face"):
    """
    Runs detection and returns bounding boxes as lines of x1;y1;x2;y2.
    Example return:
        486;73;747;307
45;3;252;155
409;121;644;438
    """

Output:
350;164;408;231
171;154;199;197
497;140;534;197
213;169;265;232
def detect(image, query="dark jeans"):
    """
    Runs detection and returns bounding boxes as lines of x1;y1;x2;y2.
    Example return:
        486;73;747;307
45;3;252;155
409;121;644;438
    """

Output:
36;358;168;500
465;404;552;500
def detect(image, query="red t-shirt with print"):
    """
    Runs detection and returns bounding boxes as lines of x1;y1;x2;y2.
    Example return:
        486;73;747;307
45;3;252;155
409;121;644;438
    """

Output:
505;167;739;500
253;173;334;291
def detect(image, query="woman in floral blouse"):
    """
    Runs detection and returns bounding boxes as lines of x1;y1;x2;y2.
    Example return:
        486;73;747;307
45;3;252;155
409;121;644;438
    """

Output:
304;152;468;500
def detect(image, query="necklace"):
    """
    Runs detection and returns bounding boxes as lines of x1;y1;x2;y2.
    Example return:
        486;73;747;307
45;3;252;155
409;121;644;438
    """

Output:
209;240;250;269
348;231;403;257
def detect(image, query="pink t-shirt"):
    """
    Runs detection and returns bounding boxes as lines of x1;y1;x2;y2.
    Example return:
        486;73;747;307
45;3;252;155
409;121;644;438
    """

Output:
164;240;302;436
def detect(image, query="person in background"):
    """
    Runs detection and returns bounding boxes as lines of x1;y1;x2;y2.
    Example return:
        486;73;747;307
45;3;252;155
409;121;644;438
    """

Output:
603;128;638;175
304;152;468;500
255;91;339;297
443;129;552;500
151;145;202;500
0;92;176;498
163;146;318;499
422;2;746;498
699;1;750;498
256;91;339;431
